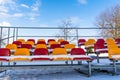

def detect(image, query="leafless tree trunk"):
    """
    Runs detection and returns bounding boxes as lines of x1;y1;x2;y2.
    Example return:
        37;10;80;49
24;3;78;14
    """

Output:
95;5;120;39
56;18;77;42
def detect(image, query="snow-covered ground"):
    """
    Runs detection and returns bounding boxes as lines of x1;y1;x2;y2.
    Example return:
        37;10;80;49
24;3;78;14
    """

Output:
0;58;120;80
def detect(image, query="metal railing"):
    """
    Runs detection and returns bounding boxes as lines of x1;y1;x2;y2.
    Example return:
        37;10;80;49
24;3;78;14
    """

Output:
0;26;106;48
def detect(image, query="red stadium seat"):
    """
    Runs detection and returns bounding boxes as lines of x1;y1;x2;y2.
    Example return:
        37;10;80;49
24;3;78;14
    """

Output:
0;48;11;61
12;41;22;47
21;44;32;49
27;39;35;44
78;39;86;46
32;48;51;61
71;48;93;61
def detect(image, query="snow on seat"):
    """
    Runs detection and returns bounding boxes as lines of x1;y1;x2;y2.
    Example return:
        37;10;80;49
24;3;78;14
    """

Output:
71;48;93;61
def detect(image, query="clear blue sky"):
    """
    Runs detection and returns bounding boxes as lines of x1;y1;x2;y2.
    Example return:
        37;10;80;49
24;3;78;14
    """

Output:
0;0;120;27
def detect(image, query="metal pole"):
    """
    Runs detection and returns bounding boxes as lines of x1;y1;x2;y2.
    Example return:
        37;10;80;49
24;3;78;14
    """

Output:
64;28;66;40
7;28;10;44
88;61;92;77
0;27;2;48
13;27;15;41
16;28;18;40
113;60;117;75
76;29;79;46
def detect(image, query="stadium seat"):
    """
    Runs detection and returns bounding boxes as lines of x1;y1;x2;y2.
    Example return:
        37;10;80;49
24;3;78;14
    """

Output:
0;48;11;61
32;48;51;61
52;48;71;60
27;39;35;44
48;41;59;45
10;48;30;61
6;44;17;50
78;39;86;46
85;39;95;48
21;44;32;49
49;44;61;53
17;39;25;44
96;39;105;44
64;44;75;52
50;44;61;49
94;42;108;63
24;41;34;46
47;39;56;43
35;44;47;49
12;41;22;47
115;38;120;44
71;48;93;61
60;41;69;47
37;39;45;42
57;39;65;43
37;41;46;44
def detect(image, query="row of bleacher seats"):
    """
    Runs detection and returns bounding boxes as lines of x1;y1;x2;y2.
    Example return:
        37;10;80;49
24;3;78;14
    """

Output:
1;38;120;76
0;47;93;62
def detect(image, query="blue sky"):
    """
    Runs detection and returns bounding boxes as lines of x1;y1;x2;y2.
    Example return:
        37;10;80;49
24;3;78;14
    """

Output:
0;0;120;27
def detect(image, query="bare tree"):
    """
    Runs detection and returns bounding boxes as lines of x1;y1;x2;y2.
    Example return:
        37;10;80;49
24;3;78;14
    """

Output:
56;18;77;42
95;5;120;39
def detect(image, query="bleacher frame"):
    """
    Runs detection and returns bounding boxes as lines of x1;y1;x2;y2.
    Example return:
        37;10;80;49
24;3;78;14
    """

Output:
0;26;119;77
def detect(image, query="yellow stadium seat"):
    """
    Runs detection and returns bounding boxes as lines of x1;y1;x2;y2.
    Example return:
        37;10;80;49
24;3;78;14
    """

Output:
37;39;45;42
48;41;59;45
17;39;25;44
5;44;17;50
10;48;30;61
85;39;95;48
24;41;34;46
57;39;65;43
64;44;75;49
52;48;71;60
35;44;47;49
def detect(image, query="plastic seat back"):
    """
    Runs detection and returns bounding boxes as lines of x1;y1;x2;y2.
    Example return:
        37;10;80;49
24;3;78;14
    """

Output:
50;44;61;49
52;48;67;55
21;44;32;49
17;39;25;44
33;48;49;55
48;41;59;45
60;41;69;45
58;39;65;43
85;39;95;46
25;41;34;46
0;48;11;56
71;48;85;55
96;39;105;44
27;39;35;44
35;44;47;49
48;39;55;43
108;47;120;59
0;48;11;61
106;38;115;44
14;48;30;56
115;38;120;44
12;41;22;47
10;48;30;61
64;44;75;49
78;39;86;45
6;44;17;50
37;41;46;44
37;39;45;42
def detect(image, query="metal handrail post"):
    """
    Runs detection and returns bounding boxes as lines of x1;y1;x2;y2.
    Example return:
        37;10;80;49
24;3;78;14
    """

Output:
7;27;10;44
13;27;15;42
76;29;79;46
16;28;18;40
0;27;3;48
